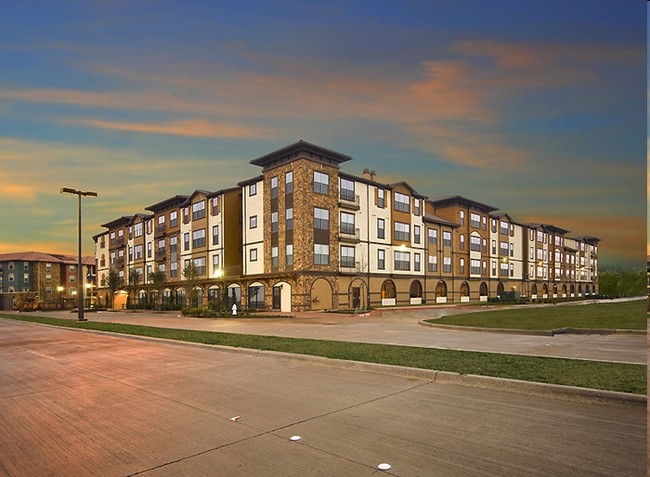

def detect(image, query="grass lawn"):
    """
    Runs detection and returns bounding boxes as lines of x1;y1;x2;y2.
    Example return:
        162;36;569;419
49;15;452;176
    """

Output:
0;312;646;395
427;299;647;331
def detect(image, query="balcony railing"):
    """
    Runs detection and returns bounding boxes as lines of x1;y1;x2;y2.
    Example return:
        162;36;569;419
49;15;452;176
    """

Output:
338;193;360;210
338;227;360;242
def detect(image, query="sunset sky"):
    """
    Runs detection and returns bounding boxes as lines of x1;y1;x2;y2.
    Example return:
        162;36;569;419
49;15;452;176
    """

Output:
1;1;645;269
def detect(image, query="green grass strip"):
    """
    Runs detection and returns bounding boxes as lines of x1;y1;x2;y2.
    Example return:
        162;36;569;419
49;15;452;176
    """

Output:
1;313;646;395
429;299;647;331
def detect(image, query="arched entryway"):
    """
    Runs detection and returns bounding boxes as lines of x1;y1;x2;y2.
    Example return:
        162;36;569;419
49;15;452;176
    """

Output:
409;280;423;305
311;278;333;310
542;283;548;299
460;281;470;303
381;279;396;306
578;284;583;297
562;284;567;298
570;284;575;297
531;283;538;300
497;282;505;298
113;290;128;310
479;282;488;302
349;278;368;310
248;282;265;310
435;280;447;304
273;281;292;312
552;283;558;298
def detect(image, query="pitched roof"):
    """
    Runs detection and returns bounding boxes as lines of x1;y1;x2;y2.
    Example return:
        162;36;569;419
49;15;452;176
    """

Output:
250;140;352;170
0;251;94;266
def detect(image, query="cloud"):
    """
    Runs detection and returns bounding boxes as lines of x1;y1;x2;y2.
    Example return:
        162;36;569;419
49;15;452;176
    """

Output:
58;117;277;139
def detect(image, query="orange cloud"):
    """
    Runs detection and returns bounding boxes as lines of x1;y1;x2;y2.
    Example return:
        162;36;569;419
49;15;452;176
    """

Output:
58;118;277;139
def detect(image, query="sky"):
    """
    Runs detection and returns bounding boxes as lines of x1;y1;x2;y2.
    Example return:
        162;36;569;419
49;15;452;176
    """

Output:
0;1;645;269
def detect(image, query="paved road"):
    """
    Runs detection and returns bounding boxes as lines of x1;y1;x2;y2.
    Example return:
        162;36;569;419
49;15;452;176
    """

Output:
0;319;645;477
25;301;647;364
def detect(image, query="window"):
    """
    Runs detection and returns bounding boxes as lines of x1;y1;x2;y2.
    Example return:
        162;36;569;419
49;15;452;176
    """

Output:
470;213;481;228
459;258;465;274
443;231;451;247
134;222;143;238
285;208;293;229
184;233;190;251
500;262;509;277
443;257;452;273
271;176;278;198
314;171;329;195
378;249;385;270
134;244;143;260
193;257;206;275
414;225;421;244
394;192;410;212
24;273;29;284
212;225;219;245
537;231;543;242
249;215;257;229
192;201;206;221
271;247;278;267
314;244;329;265
492;261;497;277
271;211;278;233
470;259;481;275
211;197;219;216
394;251;410;270
428;255;437;272
341;246;356;268
377;189;385;208
340;212;355;235
509;243;514;257
314;208;329;229
414;198;420;216
340;178;355;201
183;207;190;224
510;263;515;277
459;210;465;225
170;261;178;278
470;235;481;252
414;253;421;271
285;171;293;194
492;240;497;254
377;218;385;240
428;229;437;245
500;241;508;255
459;234;465;250
286;244;293;266
249;183;257;196
212;254;220;274
491;219;497;233
192;229;206;248
500;221;508;235
394;222;410;242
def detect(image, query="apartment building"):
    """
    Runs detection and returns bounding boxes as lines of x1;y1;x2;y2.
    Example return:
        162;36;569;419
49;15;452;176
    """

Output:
0;251;96;310
93;140;600;311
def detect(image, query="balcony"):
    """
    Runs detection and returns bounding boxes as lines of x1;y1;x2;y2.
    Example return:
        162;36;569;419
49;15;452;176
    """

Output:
338;227;360;243
109;238;125;250
338;192;360;211
154;225;167;238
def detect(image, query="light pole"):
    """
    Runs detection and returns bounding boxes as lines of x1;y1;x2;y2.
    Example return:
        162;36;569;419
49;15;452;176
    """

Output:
61;187;98;322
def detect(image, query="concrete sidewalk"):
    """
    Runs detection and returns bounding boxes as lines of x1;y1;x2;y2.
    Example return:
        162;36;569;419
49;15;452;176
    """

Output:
22;299;647;364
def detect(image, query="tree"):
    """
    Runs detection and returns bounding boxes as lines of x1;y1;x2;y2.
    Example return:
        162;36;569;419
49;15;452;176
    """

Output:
106;269;120;309
127;268;141;308
598;269;645;297
149;270;166;310
183;262;200;308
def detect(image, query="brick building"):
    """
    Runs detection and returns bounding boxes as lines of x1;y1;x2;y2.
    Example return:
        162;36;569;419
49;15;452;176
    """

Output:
94;141;600;311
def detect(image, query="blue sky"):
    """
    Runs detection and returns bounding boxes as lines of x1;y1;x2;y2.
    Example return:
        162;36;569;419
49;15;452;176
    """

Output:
0;1;645;268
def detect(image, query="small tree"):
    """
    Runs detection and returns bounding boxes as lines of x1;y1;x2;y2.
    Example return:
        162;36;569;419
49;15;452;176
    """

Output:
127;268;141;308
149;270;166;310
106;269;120;309
183;262;200;308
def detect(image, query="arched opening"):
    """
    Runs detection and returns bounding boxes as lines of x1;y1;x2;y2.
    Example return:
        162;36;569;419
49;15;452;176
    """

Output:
227;284;241;309
531;283;538;300
542;283;548;299
435;280;447;304
175;287;186;307
114;290;128;310
381;279;397;306
497;282;505;298
479;282;488;302
273;281;292;312
350;278;368;310
409;280;423;305
578;284;583;296
311;278;333;310
460;281;470;303
562;284;567;298
552;283;558;298
138;289;147;308
248;282;265;310
208;285;222;307
570;284;575;297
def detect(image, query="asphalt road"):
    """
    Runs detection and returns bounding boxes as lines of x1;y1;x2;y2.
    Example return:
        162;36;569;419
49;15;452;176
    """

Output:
0;318;645;477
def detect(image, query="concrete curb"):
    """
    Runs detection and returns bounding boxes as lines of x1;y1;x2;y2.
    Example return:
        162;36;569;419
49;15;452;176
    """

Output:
25;320;644;408
418;320;647;336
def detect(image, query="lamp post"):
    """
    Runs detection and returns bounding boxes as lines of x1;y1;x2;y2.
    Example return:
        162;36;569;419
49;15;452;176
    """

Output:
61;187;97;322
57;285;64;309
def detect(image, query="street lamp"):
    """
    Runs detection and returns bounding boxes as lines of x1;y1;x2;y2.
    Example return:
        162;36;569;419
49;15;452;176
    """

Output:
57;285;64;309
61;187;98;322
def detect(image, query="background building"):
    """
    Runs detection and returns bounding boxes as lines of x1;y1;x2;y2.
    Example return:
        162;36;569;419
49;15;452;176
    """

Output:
0;252;96;311
94;141;599;311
